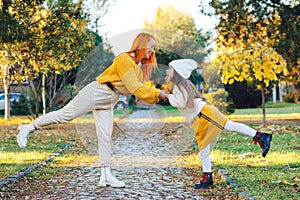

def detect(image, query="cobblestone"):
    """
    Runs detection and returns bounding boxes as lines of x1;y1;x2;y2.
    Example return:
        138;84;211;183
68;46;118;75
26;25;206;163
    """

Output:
1;106;210;199
5;167;203;199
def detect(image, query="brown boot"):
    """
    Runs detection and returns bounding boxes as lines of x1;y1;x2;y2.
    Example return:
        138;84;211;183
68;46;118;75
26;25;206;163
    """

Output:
252;132;272;157
194;172;213;189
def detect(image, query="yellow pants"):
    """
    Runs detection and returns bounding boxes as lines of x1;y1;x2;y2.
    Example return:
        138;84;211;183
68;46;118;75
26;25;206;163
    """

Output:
192;104;228;149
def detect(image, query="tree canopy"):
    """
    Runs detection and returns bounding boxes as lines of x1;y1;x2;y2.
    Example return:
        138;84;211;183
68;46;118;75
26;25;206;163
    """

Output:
201;0;299;84
199;0;299;126
0;0;97;118
0;0;95;83
144;4;211;64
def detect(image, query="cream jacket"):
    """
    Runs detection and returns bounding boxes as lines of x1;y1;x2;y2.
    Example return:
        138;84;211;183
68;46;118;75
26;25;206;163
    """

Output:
168;84;206;123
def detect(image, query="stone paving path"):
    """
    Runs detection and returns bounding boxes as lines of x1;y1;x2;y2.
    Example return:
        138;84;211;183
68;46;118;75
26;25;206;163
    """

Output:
1;106;210;200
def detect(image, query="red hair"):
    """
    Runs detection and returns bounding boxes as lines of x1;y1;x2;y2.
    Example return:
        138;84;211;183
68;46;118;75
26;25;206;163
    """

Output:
127;33;157;81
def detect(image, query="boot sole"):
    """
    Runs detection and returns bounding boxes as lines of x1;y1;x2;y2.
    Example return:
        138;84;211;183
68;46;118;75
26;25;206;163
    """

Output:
194;184;214;189
108;184;126;188
98;183;125;188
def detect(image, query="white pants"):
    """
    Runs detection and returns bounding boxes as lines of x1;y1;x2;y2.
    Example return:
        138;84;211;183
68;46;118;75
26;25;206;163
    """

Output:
200;120;257;172
32;81;119;167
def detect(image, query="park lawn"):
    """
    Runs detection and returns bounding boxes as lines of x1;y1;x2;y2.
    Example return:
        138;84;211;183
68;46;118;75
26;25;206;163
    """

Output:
176;123;300;200
155;102;300;120
213;124;300;200
230;102;300;120
0;102;299;199
0;123;84;180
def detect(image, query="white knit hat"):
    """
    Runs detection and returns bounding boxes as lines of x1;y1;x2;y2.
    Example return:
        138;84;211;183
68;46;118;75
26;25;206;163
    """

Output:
169;59;198;79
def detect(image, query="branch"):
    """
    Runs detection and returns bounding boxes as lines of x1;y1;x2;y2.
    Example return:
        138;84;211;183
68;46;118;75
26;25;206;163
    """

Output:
0;43;13;58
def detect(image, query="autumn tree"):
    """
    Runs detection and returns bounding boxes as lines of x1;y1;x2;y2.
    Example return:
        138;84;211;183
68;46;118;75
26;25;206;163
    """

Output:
0;0;95;118
217;44;288;126
276;2;300;85
144;5;211;65
0;0;45;119
203;60;223;90
200;0;300;85
38;0;114;113
201;0;291;126
83;0;116;35
142;4;212;89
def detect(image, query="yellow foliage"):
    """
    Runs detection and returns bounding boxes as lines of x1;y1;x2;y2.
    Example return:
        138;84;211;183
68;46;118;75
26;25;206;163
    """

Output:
174;153;202;169
143;3;199;56
175;149;299;170
228;38;234;44
211;150;300;167
0;117;32;125
241;71;247;78
53;154;98;167
0;152;49;164
218;35;224;41
217;45;287;88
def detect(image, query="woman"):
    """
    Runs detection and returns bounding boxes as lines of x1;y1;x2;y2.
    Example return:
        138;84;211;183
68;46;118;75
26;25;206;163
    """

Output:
165;59;272;189
17;32;169;188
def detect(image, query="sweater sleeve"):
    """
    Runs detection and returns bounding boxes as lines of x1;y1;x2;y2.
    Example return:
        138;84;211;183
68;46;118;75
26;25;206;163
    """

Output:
115;54;160;104
168;85;188;109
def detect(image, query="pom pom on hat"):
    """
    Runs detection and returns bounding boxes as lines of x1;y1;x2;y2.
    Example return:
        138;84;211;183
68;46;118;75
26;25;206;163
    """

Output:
169;59;198;79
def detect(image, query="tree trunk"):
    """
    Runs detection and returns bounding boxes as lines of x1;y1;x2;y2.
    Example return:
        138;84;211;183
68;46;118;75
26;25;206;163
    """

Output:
272;84;276;103
3;65;10;120
20;86;35;117
42;74;46;115
48;74;58;111
29;80;39;118
261;81;266;127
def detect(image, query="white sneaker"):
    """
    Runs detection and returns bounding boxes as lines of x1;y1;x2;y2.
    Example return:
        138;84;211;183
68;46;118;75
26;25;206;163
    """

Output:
17;124;34;148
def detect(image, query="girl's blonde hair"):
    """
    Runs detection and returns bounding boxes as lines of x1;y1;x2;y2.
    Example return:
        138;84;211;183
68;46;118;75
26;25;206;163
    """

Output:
172;70;209;108
127;33;157;81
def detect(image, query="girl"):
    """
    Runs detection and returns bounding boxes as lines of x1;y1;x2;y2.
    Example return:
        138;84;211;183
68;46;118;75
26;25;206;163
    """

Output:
165;59;272;189
17;33;169;188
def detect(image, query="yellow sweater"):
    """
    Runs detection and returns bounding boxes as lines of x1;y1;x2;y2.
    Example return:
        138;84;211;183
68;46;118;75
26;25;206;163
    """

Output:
96;53;160;104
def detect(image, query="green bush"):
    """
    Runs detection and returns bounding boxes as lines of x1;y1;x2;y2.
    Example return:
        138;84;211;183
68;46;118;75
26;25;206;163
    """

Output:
283;90;299;103
224;81;263;108
11;96;35;115
204;88;235;115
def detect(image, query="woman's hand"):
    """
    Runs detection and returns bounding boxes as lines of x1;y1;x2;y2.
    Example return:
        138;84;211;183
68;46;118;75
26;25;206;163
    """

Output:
159;90;169;101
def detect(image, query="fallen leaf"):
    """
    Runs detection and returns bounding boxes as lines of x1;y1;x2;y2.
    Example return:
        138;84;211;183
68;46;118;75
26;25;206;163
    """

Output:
292;177;300;182
280;179;293;185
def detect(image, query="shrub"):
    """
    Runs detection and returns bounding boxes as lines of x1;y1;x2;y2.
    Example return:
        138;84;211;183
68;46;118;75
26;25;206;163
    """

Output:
224;81;263;108
204;88;235;115
283;90;300;103
11;96;36;115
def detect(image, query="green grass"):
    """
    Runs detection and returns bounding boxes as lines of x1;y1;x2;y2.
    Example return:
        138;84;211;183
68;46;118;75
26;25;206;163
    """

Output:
177;124;299;200
157;102;300;118
0;124;80;180
0;103;299;199
171;102;300;200
212;124;300;200
232;102;300;115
